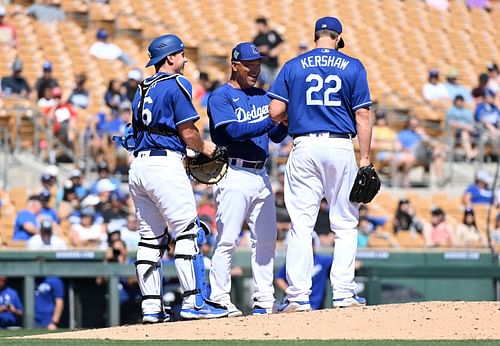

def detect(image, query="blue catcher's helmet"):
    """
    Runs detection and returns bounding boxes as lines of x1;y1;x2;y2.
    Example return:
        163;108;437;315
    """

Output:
145;34;184;67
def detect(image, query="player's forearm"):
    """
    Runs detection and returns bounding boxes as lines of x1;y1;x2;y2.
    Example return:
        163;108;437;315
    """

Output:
178;122;205;152
355;108;372;165
223;117;274;141
269;100;288;123
23;222;38;235
52;299;64;324
269;123;288;143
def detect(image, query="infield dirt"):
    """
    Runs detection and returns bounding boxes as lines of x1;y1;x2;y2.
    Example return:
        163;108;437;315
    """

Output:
24;301;500;340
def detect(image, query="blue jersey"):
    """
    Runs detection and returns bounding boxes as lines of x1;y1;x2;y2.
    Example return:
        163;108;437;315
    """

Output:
208;83;287;161
276;253;333;310
132;72;199;154
0;286;23;328
34;277;64;328
40;207;60;224
13;209;38;240
269;48;371;136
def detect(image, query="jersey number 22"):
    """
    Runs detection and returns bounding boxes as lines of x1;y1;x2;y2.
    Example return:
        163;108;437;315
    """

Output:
305;74;341;106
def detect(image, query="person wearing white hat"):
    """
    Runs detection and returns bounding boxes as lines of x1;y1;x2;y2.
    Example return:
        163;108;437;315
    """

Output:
462;169;495;207
0;6;16;47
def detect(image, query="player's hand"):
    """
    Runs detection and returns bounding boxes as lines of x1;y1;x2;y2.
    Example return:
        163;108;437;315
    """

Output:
359;158;371;168
201;141;217;158
0;305;7;312
47;322;58;330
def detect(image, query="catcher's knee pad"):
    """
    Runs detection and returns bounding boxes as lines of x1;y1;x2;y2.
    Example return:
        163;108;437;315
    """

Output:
174;219;210;309
135;228;170;314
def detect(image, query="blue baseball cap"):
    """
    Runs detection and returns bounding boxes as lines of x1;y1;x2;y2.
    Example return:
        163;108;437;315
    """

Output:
314;17;345;48
231;42;263;61
96;28;108;40
43;61;52;72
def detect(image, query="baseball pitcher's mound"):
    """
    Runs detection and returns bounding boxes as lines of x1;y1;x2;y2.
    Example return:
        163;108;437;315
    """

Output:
23;301;500;340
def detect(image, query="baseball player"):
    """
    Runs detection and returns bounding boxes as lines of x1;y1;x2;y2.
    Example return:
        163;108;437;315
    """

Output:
268;17;372;311
207;42;288;316
128;34;229;322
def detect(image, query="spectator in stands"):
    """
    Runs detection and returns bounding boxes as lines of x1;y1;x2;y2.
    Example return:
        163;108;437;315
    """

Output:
40;170;57;192
27;0;66;23
467;0;492;11
39;189;59;225
35;61;59;100
275;189;291;243
99;238;141;325
34;276;64;330
462;169;495;207
27;219;67;250
90;162;121;195
422;69;449;102
423;207;453;248
1;58;31;98
37;85;56;111
490;214;500;248
104;79;127;117
371;110;405;172
358;204;387;233
193;71;210;104
357;216;371;248
446;95;478;161
443;68;472;103
94;178;117;217
393;198;423;234
486;62;499;94
102;194;128;234
297;41;308;55
471;73;490;103
252;17;285;87
68;73;89;109
396;116;446;187
56;170;88;216
122;69;142;102
12;195;42;241
426;0;449;10
89;28;132;65
454;208;487;248
474;89;500;142
70;207;106;248
44;87;78;149
0;6;17;48
275;232;332;310
119;214;140;251
0;276;23;328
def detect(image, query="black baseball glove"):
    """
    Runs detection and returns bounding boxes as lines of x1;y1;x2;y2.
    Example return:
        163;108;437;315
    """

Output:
186;146;228;184
349;164;381;204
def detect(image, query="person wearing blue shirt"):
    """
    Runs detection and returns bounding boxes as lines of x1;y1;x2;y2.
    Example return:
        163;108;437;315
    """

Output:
207;42;288;317
268;17;370;311
275;234;333;310
474;89;500;141
443;69;472;103
34;277;64;329
463;169;495;206
446;95;478;162
12;195;42;240
0;276;23;328
39;189;60;224
128;34;228;322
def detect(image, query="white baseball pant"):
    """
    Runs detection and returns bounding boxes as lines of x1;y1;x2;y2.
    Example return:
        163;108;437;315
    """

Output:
128;151;199;314
284;136;359;301
209;165;276;308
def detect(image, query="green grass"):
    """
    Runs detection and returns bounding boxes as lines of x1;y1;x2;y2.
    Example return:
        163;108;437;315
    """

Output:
1;330;499;346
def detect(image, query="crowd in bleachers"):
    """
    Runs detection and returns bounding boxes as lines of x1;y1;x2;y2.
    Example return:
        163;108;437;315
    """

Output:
0;0;499;252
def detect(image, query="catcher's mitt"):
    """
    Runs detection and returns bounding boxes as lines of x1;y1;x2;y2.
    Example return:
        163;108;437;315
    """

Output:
349;164;381;204
186;146;228;184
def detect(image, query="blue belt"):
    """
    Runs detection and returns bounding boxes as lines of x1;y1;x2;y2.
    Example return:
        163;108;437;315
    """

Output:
293;132;353;139
230;158;265;169
134;150;168;157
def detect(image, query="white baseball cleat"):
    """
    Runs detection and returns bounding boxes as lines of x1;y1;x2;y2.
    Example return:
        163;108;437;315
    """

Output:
277;300;311;313
332;295;367;308
223;302;243;317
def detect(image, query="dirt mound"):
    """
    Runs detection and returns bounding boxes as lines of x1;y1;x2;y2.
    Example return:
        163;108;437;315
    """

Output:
24;301;500;340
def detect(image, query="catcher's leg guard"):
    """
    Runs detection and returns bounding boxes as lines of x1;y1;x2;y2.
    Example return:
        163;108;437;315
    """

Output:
175;220;228;319
135;228;170;321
